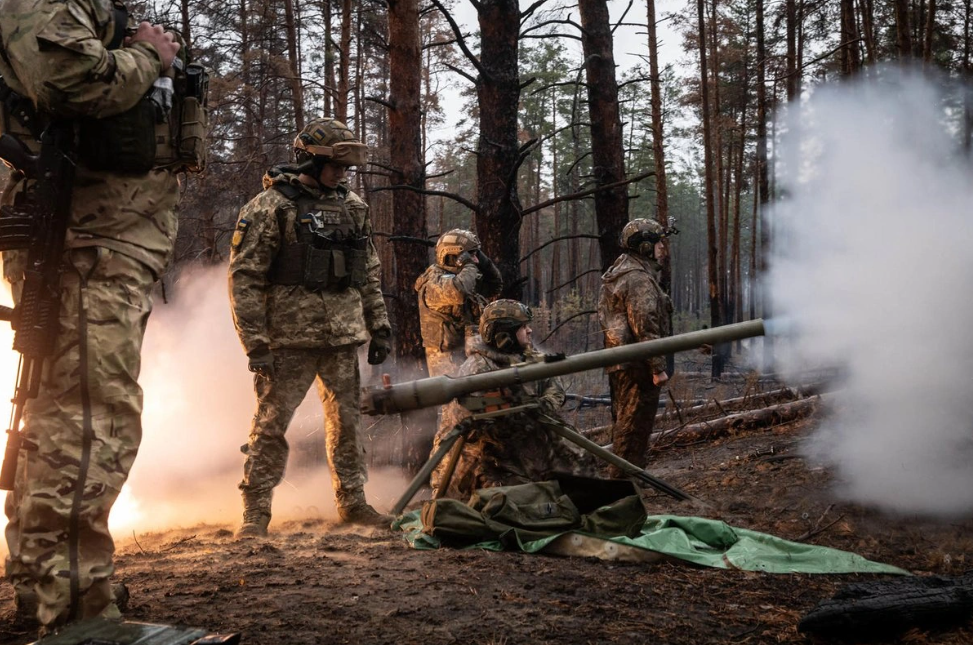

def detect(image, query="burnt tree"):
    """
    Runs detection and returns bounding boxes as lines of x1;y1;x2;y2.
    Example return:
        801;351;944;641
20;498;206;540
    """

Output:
578;0;628;272
386;0;428;364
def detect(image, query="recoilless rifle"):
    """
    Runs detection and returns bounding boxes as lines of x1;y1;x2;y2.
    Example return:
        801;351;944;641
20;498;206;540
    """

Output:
361;319;769;514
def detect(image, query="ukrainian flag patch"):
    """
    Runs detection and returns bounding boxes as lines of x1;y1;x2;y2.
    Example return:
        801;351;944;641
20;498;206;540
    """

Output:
231;218;250;250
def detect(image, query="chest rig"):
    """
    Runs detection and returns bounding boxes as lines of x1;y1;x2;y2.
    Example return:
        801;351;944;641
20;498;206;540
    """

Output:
268;184;369;292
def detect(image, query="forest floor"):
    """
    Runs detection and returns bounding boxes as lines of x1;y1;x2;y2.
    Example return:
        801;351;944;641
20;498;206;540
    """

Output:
2;369;972;645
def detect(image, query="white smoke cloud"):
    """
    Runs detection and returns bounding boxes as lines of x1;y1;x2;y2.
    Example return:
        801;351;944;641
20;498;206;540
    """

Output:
0;266;409;561
769;67;973;517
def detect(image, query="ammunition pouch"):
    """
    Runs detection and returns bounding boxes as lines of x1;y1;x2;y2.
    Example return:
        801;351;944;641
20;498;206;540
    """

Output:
78;63;209;174
269;236;368;292
78;98;158;173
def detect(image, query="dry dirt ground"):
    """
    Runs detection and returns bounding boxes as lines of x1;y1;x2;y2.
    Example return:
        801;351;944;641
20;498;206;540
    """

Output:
2;388;972;644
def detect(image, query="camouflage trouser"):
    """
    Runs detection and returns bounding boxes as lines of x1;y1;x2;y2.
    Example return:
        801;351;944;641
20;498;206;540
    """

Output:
239;345;368;515
608;368;661;478
4;247;154;629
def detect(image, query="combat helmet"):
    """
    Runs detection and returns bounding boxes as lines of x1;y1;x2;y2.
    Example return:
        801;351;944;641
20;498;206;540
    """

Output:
479;299;532;352
436;229;481;268
294;118;368;168
619;218;676;257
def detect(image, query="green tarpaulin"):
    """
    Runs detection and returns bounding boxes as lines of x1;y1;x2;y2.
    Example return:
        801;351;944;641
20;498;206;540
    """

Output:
394;511;910;576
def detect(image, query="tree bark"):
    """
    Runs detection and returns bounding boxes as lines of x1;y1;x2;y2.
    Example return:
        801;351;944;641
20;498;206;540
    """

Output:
756;0;773;370
578;0;629;273
283;0;305;129
474;0;524;299
337;0;352;122
894;0;913;59
323;0;334;116
697;0;723;378
840;0;862;75
923;0;937;64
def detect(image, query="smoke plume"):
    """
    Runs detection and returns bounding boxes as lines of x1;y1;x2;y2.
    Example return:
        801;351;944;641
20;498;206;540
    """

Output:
769;67;973;517
0;267;409;560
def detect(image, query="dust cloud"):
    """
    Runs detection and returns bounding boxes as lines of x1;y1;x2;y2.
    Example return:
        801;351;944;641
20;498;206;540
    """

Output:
769;67;973;517
0;266;411;560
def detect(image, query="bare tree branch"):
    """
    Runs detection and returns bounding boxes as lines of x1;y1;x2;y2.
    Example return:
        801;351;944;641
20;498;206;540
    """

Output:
370;183;480;215
429;0;486;78
520;234;600;263
522;170;654;217
541;310;598;343
545;268;603;294
520;0;549;22
611;0;636;35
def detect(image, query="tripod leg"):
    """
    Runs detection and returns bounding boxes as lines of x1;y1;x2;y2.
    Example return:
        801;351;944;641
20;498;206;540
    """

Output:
391;427;464;516
433;434;468;501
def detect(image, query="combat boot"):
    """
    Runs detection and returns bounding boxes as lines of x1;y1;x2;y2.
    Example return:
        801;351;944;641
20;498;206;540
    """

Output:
337;503;393;528
235;509;271;538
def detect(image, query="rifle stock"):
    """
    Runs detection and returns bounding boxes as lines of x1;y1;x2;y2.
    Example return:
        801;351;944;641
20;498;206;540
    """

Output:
0;122;76;491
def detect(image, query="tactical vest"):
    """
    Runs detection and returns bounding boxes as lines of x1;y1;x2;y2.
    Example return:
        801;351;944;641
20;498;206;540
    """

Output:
417;275;485;351
268;184;369;292
0;5;208;174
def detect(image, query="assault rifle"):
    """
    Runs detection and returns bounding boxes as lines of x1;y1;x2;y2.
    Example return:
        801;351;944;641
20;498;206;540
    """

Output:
0;123;77;490
31;617;240;644
362;319;770;514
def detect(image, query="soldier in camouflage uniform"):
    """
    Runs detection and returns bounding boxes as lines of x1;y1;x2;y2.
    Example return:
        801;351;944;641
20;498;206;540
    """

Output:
0;0;182;632
597;219;674;478
415;229;502;379
431;300;595;500
228;118;393;537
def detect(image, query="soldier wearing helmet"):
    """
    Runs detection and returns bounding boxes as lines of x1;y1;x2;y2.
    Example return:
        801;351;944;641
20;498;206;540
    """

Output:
416;229;503;374
415;229;502;437
597;218;675;478
228;118;393;534
429;300;594;499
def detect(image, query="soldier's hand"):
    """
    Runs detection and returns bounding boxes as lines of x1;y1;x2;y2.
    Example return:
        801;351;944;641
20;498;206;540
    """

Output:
129;22;181;71
475;249;503;297
652;371;669;387
367;329;392;365
456;251;478;268
247;346;276;379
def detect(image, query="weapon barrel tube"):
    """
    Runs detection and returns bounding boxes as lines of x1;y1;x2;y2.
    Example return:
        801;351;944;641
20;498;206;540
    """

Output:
364;319;766;415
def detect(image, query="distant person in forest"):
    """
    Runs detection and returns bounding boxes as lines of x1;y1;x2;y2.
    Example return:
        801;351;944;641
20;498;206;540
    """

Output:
415;229;503;379
597;219;675;478
228;118;393;536
429;299;594;499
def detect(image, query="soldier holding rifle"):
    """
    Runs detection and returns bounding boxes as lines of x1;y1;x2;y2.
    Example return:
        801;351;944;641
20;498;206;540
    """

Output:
0;0;201;632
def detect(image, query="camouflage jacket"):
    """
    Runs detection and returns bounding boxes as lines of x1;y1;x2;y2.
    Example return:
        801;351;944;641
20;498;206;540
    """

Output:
440;337;566;432
228;166;390;354
597;252;673;375
438;338;597;500
414;263;488;351
0;0;179;276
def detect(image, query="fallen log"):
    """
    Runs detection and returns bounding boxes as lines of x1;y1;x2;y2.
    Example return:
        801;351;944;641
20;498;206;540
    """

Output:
653;396;823;445
799;573;973;638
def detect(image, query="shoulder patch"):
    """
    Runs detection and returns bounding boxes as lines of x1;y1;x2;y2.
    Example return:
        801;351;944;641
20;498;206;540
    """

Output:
231;218;250;250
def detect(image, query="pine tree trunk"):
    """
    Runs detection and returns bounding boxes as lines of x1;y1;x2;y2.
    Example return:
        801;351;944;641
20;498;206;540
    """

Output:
697;0;723;378
578;0;629;273
387;0;427;364
475;0;523;299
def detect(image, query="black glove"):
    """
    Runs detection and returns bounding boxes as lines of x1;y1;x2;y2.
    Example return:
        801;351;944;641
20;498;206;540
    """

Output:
476;249;503;297
367;329;392;365
247;345;276;379
456;250;477;268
